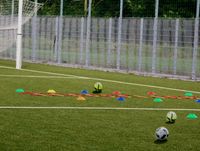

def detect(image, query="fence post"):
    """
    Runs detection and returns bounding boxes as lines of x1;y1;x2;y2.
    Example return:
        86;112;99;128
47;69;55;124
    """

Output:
138;18;144;72
54;17;59;62
152;0;159;74
85;0;92;67
57;16;63;64
11;0;14;23
80;17;84;64
192;0;200;80
57;0;63;64
116;0;123;70
31;16;37;61
10;0;15;59
31;11;37;61
192;18;199;80
173;19;179;75
107;18;112;67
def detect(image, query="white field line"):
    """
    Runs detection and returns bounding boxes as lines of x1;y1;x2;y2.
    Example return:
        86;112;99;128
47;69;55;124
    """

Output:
0;106;200;111
0;65;78;78
0;74;81;79
1;65;200;94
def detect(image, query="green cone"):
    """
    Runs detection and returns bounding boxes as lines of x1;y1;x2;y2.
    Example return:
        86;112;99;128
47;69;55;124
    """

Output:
186;113;198;119
184;92;193;97
153;98;163;102
16;88;24;93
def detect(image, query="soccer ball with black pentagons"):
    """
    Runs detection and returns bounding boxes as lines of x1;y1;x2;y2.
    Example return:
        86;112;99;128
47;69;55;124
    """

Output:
155;127;169;141
166;111;177;123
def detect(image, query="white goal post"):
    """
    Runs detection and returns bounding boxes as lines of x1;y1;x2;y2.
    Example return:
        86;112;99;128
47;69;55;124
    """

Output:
0;0;43;69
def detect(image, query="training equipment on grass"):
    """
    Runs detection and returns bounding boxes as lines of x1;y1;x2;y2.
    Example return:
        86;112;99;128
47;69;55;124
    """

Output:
81;90;89;94
19;91;130;100
155;127;169;141
166;111;177;123
147;91;156;96
147;91;200;100
112;91;121;95
186;113;198;119
93;82;103;93
18;89;200;101
16;88;24;93
153;98;163;102
117;97;125;101
77;96;86;101
184;92;193;97
195;100;200;103
47;89;56;93
94;82;103;90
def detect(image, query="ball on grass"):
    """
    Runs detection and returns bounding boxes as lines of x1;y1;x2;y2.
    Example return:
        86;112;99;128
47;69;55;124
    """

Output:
93;82;103;93
166;111;177;123
155;127;169;141
94;82;103;90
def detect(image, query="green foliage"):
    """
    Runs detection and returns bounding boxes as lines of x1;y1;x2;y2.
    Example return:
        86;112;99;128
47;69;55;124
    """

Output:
37;0;196;18
159;0;196;18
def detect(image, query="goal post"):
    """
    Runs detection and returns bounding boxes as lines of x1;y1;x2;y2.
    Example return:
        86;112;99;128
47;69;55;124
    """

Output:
0;0;43;69
16;0;43;69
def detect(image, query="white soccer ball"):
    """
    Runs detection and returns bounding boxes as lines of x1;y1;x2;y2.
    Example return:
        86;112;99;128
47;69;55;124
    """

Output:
155;127;169;141
166;111;177;123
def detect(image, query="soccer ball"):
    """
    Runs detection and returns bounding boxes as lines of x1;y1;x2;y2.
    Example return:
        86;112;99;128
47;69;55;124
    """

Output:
94;82;103;90
155;127;169;141
166;111;177;123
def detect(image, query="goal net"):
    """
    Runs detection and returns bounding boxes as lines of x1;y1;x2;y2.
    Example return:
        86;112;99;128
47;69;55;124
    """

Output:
0;0;43;53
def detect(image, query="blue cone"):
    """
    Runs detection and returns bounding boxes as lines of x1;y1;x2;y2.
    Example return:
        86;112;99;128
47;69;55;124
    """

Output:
81;90;88;94
117;97;125;101
195;100;200;103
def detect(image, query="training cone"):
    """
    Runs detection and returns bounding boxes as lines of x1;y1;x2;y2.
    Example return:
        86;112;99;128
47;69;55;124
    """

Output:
184;92;193;97
147;91;156;96
195;100;200;103
81;90;88;94
16;88;24;93
112;91;121;95
77;96;86;101
186;113;198;119
153;98;163;102
47;89;56;93
117;97;125;101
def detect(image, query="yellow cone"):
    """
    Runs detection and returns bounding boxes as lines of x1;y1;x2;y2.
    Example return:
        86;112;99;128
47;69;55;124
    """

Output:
47;89;56;93
77;96;86;101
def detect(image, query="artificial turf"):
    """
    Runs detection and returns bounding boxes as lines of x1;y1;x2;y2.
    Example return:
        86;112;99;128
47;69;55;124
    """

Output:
0;59;200;151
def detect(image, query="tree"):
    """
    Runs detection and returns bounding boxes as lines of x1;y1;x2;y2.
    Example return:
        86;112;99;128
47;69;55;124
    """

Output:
124;0;155;17
37;0;197;18
159;0;196;18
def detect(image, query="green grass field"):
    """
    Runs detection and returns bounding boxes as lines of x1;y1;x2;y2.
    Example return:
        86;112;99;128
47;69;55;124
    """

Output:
0;59;200;151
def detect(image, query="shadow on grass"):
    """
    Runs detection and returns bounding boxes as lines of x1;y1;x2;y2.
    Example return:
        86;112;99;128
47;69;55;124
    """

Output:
154;139;168;144
165;121;175;124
